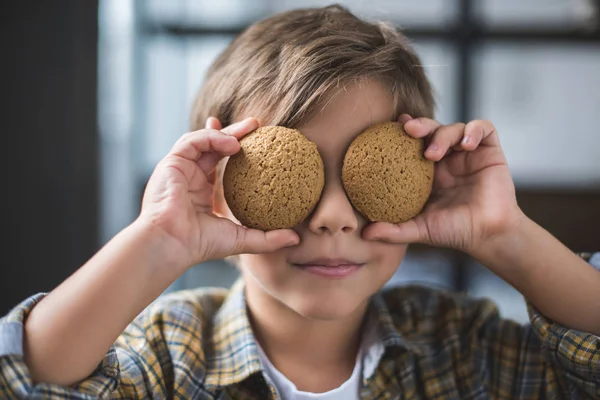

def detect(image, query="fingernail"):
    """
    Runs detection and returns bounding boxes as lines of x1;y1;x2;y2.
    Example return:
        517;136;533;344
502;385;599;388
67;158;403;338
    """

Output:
223;118;253;135
427;143;439;153
462;135;471;145
230;119;248;128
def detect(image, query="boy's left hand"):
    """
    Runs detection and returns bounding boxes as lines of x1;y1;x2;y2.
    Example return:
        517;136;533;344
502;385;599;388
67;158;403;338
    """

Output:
363;114;525;255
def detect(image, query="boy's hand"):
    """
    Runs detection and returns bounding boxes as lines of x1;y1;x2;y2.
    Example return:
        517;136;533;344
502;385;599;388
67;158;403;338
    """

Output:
138;117;299;267
363;115;524;255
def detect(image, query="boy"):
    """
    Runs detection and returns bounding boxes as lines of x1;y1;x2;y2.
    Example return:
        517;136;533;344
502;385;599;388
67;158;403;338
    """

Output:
1;5;599;399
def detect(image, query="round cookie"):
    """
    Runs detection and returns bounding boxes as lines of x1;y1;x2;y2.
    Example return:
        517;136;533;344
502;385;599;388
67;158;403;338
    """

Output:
223;126;324;231
341;121;434;224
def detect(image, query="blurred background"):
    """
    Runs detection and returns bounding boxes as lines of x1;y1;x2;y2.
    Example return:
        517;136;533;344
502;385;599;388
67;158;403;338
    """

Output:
2;0;599;322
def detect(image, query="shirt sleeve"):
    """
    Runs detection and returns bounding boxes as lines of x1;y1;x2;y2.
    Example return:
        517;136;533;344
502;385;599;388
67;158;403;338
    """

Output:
528;252;600;395
477;251;600;399
0;293;172;399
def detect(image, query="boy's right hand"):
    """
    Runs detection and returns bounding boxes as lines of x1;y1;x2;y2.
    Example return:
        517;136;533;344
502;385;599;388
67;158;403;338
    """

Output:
138;117;299;268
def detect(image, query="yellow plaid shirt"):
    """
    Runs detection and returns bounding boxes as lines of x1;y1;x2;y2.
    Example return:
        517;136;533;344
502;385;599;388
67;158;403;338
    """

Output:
1;253;599;399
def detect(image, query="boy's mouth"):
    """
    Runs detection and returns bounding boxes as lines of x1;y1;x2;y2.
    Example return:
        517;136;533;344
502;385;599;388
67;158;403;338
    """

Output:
292;258;364;278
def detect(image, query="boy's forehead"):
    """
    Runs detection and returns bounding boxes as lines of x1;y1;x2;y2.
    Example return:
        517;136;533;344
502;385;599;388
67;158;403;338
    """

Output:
298;80;395;149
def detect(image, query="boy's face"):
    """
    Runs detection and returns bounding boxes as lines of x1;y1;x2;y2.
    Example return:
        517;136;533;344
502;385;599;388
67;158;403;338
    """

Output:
234;80;407;320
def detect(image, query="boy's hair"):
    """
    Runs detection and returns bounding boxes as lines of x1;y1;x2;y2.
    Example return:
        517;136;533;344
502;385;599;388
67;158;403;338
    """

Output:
190;4;435;131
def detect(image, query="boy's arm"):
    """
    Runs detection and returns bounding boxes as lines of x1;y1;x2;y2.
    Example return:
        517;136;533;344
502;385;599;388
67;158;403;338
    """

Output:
422;260;599;399
368;115;599;396
366;115;600;335
1;118;297;391
22;219;183;386
473;215;600;335
467;252;600;398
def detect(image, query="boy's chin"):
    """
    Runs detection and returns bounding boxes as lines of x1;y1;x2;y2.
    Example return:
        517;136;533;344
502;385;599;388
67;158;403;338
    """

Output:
285;291;369;321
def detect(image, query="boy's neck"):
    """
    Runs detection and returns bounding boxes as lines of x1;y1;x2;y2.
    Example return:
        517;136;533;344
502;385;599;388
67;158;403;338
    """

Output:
244;278;369;392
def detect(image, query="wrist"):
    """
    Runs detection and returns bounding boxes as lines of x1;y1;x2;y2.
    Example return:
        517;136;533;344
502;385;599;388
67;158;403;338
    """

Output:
470;210;536;277
130;216;195;275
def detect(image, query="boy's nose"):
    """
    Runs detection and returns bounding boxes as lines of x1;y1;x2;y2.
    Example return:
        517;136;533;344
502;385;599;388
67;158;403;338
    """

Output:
308;180;358;235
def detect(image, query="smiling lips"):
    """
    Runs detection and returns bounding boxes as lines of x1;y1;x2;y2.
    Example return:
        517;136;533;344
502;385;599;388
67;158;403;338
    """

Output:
292;258;364;278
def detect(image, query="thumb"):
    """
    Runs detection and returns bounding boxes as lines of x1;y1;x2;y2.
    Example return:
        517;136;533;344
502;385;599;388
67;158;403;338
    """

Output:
362;219;425;244
232;225;300;255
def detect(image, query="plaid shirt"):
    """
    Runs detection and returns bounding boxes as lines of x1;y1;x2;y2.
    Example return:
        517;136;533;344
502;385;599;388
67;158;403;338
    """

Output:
1;253;599;399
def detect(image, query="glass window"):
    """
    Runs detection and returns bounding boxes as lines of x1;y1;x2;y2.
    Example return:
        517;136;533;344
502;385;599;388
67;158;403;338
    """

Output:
144;0;270;27
412;41;458;124
474;0;596;28
472;43;600;188
274;0;457;27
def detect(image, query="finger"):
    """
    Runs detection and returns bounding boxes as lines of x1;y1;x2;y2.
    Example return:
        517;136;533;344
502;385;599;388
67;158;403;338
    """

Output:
423;122;466;161
197;152;222;179
221;117;259;140
402;117;442;139
362;220;425;245
170;130;240;162
200;118;225;177
200;117;251;185
205;116;223;130
463;119;500;149
202;118;226;184
398;114;413;124
233;225;300;254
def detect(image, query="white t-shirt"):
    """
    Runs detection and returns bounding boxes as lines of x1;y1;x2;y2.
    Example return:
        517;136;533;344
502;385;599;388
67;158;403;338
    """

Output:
256;344;362;400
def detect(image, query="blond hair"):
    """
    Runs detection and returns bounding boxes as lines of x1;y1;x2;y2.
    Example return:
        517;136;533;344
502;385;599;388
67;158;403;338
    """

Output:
190;4;434;131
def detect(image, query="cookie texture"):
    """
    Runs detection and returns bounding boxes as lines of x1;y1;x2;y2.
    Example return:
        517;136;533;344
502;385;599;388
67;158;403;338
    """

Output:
342;121;434;223
223;126;324;231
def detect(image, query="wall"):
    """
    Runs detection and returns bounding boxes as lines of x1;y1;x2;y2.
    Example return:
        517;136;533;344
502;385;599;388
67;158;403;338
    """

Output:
1;1;99;313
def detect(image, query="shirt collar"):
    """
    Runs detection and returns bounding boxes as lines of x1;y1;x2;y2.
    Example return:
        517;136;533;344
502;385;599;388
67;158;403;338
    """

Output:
370;292;426;355
204;279;263;390
204;280;425;391
360;292;426;381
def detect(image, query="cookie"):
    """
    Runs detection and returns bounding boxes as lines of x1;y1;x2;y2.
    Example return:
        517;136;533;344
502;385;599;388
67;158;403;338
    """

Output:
223;126;324;231
341;121;433;223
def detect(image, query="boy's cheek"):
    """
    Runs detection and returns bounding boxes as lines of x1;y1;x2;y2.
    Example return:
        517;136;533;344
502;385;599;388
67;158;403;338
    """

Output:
239;253;292;286
370;241;409;268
